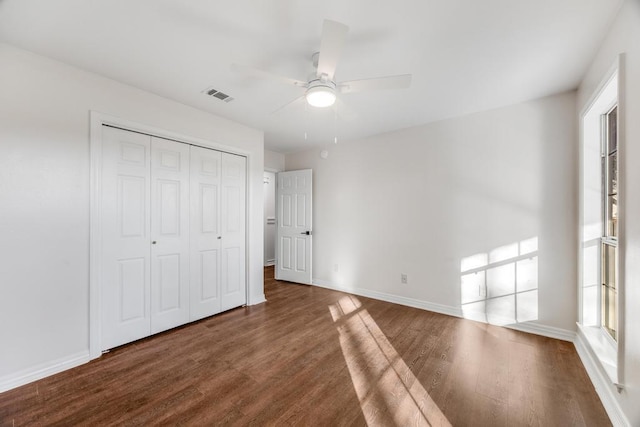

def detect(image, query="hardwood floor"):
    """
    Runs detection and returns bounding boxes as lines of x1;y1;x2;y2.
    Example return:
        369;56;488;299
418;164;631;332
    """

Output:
1;266;610;426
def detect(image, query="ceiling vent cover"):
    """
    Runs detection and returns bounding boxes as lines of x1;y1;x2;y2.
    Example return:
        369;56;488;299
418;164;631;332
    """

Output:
202;87;234;103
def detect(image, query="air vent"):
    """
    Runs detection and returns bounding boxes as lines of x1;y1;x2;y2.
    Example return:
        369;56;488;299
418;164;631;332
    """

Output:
202;87;234;103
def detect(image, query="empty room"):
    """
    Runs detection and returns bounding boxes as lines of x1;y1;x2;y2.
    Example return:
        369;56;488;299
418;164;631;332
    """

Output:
1;0;639;425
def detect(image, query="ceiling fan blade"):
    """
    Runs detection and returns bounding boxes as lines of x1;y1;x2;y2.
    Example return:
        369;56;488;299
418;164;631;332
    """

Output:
270;95;306;115
333;98;358;122
316;20;349;80
339;74;412;93
231;63;307;88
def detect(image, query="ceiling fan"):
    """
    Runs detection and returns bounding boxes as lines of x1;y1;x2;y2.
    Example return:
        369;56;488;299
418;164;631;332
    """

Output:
232;19;412;111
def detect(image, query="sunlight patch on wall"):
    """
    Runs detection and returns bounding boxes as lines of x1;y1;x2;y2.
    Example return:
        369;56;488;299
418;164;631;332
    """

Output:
329;295;452;426
460;237;538;326
581;238;600;326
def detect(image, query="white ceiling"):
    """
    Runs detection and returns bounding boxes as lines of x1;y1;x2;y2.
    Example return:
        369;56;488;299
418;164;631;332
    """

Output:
0;0;623;153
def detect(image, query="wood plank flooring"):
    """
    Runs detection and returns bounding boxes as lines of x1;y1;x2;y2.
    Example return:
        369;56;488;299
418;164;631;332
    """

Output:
0;267;611;426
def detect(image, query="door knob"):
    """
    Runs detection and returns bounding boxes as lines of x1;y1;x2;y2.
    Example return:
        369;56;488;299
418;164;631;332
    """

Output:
300;231;311;235
217;236;222;239
152;241;157;245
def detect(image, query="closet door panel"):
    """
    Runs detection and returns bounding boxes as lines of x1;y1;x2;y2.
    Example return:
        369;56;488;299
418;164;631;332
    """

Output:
101;126;152;351
220;153;246;311
150;137;190;334
190;146;222;320
200;249;219;299
223;247;241;293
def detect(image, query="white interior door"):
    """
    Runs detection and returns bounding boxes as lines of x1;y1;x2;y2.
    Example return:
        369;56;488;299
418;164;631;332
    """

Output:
101;126;152;350
220;153;247;311
189;145;222;320
276;169;312;284
150;137;190;334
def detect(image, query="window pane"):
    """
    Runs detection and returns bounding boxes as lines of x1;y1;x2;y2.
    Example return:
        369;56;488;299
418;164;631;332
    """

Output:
608;107;617;154
602;244;616;290
601;243;617;340
608;152;617;195
608;194;618;237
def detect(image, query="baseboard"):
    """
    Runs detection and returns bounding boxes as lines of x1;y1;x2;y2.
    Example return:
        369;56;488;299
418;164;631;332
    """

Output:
313;278;463;318
507;322;576;342
574;328;630;427
248;294;267;306
313;279;575;342
264;260;275;267
0;351;90;393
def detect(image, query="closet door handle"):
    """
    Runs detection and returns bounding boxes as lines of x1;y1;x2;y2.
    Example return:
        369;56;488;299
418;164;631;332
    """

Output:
152;241;157;245
217;236;222;240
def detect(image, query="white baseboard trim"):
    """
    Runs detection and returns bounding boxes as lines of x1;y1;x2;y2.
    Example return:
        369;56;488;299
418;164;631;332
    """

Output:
506;322;576;342
264;260;275;267
313;279;575;342
574;328;630;427
0;351;90;393
313;278;459;319
248;294;267;306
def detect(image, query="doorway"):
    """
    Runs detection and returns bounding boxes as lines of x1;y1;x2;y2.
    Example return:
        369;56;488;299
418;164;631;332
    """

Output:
264;171;277;266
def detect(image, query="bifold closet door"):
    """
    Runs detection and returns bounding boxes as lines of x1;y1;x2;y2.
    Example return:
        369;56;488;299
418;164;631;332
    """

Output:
101;127;152;350
149;137;190;334
190;150;246;316
189;146;222;320
101;129;191;347
220;153;247;311
101;125;247;351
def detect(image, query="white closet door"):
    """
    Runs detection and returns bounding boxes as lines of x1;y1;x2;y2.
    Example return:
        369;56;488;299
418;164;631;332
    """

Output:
220;153;247;311
101;126;247;350
150;137;190;334
101;126;152;350
189;145;222;320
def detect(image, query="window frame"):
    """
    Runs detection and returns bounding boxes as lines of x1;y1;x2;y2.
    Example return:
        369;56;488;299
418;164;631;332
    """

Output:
600;104;618;344
578;54;625;389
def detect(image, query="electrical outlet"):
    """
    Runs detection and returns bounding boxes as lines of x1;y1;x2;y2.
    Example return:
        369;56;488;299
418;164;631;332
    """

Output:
401;273;408;284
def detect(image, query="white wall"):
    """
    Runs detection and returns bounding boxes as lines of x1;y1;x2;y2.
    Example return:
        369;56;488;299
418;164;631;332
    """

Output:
578;1;640;424
264;149;285;172
286;91;577;333
0;43;265;386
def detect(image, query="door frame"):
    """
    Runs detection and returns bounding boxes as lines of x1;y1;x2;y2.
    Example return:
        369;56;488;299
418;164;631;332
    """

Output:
263;168;279;267
89;111;252;360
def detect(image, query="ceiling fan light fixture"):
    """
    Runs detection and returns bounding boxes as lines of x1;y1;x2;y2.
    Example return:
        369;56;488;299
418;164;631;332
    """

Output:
305;83;336;108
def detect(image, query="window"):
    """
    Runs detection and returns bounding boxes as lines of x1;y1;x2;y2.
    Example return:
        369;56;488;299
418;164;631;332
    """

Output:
601;106;618;341
579;61;623;386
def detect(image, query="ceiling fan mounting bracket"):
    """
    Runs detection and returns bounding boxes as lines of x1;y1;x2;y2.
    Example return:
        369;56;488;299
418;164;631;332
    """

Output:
307;79;336;91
